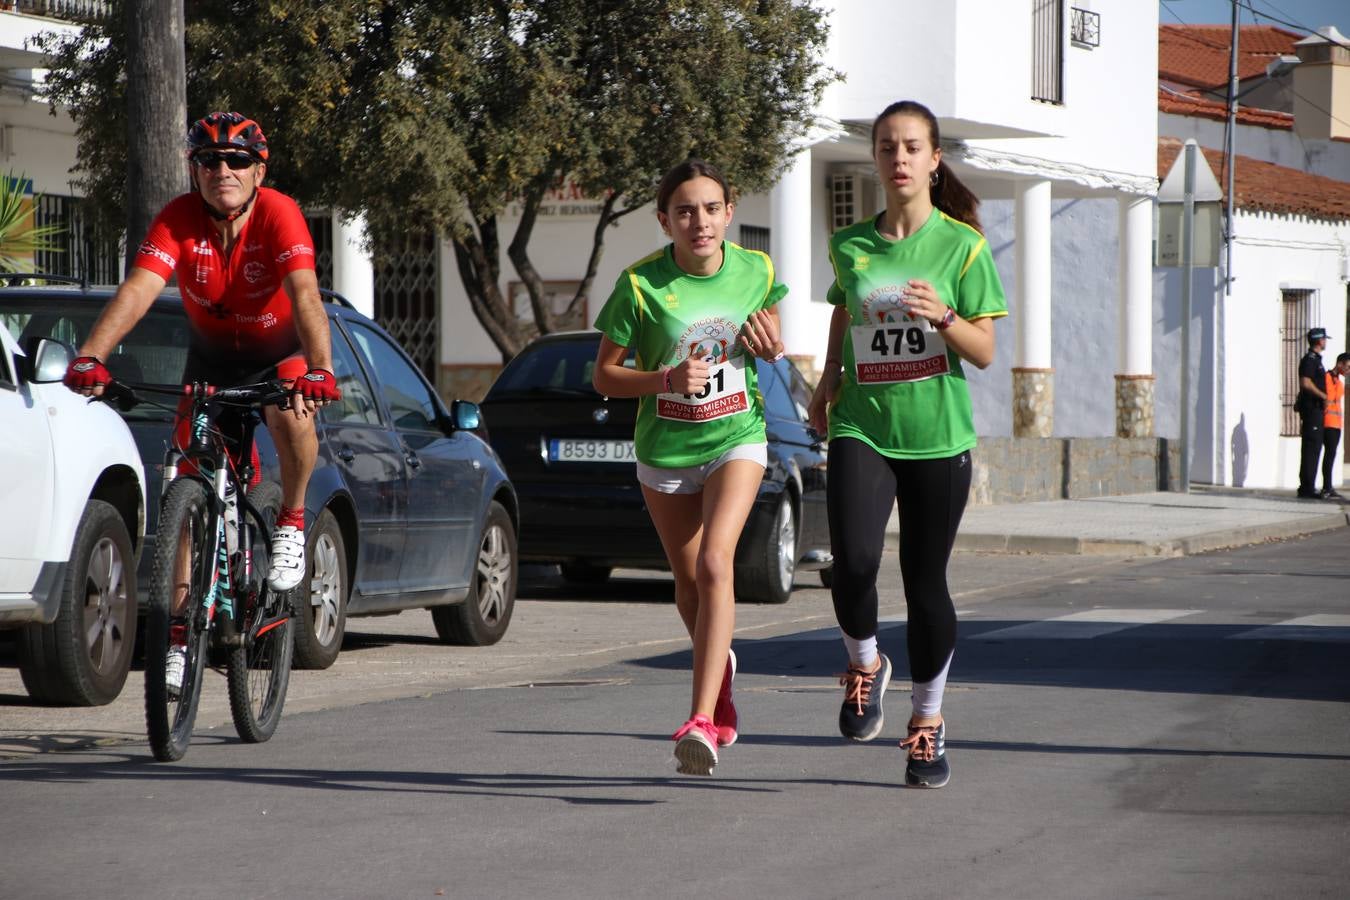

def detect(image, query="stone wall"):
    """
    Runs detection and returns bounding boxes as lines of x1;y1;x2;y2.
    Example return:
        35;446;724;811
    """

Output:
969;436;1180;506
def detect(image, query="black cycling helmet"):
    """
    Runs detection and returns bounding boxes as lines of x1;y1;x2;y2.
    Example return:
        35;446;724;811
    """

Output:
186;112;269;163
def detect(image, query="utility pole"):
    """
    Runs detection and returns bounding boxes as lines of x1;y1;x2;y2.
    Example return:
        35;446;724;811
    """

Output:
124;0;187;276
1224;2;1239;297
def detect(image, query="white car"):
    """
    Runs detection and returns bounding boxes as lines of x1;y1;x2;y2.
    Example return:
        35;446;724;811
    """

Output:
0;325;146;705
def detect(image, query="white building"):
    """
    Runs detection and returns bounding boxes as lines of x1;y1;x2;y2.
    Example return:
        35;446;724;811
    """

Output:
10;3;1346;493
0;3;105;277
1153;24;1350;491
436;0;1166;453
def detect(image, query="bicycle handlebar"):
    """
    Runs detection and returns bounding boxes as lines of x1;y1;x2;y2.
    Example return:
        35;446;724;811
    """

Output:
102;379;294;411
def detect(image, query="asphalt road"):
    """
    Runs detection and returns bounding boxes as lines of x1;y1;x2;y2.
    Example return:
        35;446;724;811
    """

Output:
1;533;1347;900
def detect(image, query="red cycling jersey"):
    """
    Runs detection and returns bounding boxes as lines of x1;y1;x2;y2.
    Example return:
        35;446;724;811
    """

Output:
134;187;317;365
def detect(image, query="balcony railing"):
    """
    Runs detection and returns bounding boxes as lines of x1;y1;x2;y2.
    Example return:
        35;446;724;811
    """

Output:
4;1;112;22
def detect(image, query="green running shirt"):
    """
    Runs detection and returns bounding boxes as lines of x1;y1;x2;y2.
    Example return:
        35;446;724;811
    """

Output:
595;241;787;468
826;210;1008;459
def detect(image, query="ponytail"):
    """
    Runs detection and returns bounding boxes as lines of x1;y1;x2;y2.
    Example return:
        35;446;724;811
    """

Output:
931;161;982;234
872;100;984;235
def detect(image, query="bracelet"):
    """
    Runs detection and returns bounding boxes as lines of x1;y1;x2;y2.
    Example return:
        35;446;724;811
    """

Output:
768;349;785;363
662;368;672;393
935;307;957;331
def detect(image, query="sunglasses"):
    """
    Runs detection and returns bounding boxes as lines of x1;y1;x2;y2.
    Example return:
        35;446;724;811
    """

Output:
193;151;257;171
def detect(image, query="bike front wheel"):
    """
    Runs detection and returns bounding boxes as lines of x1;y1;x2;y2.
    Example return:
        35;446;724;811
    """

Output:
145;478;214;762
227;481;293;742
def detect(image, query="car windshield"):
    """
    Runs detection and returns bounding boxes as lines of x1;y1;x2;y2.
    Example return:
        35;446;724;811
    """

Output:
487;336;635;399
1;296;190;421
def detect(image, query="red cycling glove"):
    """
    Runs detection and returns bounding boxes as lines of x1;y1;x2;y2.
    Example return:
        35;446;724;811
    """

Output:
296;367;341;403
64;356;112;392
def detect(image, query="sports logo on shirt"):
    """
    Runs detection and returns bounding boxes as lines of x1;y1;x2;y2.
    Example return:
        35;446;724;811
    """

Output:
243;261;267;284
678;317;739;363
861;285;917;325
657;316;751;423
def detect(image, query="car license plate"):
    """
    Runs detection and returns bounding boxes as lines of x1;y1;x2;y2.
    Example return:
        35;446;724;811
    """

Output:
548;438;636;463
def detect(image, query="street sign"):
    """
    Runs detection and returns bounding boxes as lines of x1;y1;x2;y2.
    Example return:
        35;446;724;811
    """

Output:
1156;142;1224;268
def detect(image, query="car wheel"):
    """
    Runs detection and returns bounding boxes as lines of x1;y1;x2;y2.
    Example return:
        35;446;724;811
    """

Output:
432;501;516;646
560;561;613;584
736;491;797;605
17;500;137;706
291;508;347;670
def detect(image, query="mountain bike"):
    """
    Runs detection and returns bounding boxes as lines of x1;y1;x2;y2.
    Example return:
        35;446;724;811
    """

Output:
110;379;296;762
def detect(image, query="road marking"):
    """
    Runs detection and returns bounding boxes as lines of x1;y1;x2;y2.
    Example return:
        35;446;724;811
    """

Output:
970;609;1202;641
1228;615;1350;643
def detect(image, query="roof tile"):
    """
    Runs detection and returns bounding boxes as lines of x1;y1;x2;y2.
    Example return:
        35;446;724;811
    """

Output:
1158;137;1350;221
1159;24;1303;91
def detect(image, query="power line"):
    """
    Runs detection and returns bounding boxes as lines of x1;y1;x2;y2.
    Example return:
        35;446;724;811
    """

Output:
1237;0;1350;48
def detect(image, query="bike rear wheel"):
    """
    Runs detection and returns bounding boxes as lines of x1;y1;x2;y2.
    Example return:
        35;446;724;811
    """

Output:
227;482;293;742
145;478;214;762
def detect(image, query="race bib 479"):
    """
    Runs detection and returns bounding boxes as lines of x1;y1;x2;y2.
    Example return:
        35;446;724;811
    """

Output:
850;322;949;384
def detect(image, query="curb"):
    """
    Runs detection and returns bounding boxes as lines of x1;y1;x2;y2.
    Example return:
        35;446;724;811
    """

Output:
939;511;1349;557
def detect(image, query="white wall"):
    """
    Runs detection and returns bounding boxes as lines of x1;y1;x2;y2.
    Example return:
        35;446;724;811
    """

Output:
963;1;1159;181
1152;211;1350;489
0;99;78;196
968;196;1124;440
1161;112;1350;181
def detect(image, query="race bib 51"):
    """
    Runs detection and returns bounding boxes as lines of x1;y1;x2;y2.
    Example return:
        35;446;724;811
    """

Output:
656;356;750;422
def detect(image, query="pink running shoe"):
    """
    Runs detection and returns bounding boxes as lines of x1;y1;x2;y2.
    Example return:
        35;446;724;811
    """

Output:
713;648;738;747
672;714;719;776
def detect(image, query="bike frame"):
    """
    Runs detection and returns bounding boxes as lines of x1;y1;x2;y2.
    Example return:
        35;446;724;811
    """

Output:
149;381;290;643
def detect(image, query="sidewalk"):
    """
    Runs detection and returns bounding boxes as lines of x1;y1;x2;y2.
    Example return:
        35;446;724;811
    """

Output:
892;486;1349;556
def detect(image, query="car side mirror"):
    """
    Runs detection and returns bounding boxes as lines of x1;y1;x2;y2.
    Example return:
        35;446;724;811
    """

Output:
450;399;481;432
29;338;73;384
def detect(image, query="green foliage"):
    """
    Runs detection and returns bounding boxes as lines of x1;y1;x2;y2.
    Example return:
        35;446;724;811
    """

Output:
0;173;65;273
37;0;836;355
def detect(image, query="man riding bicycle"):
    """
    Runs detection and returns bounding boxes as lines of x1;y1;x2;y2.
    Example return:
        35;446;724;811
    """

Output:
65;111;340;595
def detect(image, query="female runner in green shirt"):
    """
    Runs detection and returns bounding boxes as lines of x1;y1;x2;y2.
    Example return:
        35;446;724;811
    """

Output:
809;101;1008;788
593;159;786;776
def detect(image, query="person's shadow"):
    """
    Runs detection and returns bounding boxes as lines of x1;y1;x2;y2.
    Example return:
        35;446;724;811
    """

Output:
1230;412;1249;487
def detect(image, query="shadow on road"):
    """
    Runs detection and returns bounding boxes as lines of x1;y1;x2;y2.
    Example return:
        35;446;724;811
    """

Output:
0;753;908;802
633;619;1350;704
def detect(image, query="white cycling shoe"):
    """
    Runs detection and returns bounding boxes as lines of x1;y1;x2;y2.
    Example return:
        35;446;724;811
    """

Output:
267;526;306;592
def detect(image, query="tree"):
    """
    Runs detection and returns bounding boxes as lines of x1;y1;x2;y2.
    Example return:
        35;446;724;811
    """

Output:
38;1;836;359
125;0;187;274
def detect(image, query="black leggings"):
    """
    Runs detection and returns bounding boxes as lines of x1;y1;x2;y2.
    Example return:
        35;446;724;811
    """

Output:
827;438;970;684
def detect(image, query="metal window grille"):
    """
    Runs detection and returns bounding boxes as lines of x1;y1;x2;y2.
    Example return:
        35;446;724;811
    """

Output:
33;194;121;284
1032;0;1064;104
739;225;771;253
1070;7;1099;48
373;230;439;383
1281;289;1312;436
830;173;857;232
303;214;334;290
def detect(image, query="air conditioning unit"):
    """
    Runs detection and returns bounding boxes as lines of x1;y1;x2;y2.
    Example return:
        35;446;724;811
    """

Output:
829;171;879;232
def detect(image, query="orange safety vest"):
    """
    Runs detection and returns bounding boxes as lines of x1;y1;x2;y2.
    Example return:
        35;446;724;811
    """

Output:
1326;371;1344;430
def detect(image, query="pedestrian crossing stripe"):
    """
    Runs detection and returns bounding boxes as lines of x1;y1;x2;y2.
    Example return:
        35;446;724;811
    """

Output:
1228;615;1350;643
764;611;1350;645
970;609;1201;641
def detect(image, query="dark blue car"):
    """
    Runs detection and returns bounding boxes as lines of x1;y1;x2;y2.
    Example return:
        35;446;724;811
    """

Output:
0;284;518;669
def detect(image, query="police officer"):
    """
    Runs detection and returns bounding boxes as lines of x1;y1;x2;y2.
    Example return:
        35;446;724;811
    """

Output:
1296;327;1330;499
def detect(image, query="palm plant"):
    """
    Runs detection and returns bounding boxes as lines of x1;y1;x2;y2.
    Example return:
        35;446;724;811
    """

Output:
0;172;65;273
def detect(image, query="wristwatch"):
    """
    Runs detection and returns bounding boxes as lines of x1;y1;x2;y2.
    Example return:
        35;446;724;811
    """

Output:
935;307;957;330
